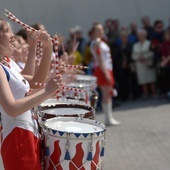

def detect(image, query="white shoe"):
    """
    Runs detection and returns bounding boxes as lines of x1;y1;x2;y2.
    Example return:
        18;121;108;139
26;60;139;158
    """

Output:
106;118;120;126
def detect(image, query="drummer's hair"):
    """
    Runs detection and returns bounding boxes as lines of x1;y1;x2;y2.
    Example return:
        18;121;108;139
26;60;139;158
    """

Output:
16;29;27;41
0;18;6;31
0;18;8;38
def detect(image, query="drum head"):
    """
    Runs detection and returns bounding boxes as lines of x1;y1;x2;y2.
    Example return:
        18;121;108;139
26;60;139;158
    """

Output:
45;117;105;134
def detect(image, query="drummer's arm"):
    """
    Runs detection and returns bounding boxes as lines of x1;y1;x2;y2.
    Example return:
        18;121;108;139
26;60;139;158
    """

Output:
23;31;53;89
0;65;62;117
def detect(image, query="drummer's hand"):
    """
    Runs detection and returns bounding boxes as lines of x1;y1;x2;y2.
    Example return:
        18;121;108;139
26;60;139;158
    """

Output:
46;60;66;82
61;52;75;65
27;30;38;47
45;74;63;95
67;53;75;65
37;31;52;48
50;60;66;75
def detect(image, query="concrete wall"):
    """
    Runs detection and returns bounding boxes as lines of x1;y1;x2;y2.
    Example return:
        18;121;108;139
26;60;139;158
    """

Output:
0;0;170;38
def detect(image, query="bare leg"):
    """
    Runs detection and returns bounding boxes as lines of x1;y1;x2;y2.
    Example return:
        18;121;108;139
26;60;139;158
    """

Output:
100;85;120;126
100;85;112;104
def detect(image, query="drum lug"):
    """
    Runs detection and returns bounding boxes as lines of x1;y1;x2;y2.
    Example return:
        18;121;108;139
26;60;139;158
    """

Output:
65;141;70;150
64;133;71;160
100;130;106;157
90;133;94;151
65;133;70;151
87;134;94;161
79;114;85;119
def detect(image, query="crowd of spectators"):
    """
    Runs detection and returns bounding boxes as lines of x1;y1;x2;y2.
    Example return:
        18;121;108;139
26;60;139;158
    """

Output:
66;16;170;102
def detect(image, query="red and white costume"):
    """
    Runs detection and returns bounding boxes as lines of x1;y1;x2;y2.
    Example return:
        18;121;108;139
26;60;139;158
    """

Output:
0;64;41;170
90;39;114;86
3;56;22;73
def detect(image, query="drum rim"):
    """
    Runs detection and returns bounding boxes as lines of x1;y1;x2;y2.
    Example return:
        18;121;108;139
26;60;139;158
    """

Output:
40;98;86;107
41;103;95;119
76;74;97;81
66;83;93;89
44;117;105;137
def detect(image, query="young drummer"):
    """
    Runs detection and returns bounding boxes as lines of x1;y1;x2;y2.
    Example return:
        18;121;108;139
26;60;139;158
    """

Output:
0;19;64;170
90;23;120;126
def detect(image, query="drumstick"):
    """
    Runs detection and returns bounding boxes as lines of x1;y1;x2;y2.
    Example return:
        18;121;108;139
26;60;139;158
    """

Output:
63;64;88;69
53;35;59;75
4;9;89;100
50;63;88;70
4;9;89;70
50;35;88;100
36;42;43;65
35;81;88;103
53;35;62;99
4;9;59;44
35;82;86;93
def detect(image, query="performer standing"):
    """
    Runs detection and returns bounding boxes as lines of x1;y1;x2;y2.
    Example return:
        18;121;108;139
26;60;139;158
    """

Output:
90;23;120;126
0;19;63;170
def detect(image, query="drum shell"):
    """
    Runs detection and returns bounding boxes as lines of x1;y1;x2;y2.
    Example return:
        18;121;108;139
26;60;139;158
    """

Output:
43;117;106;170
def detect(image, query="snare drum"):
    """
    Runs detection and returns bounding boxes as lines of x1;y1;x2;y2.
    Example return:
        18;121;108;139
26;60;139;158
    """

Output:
43;117;106;170
66;81;98;109
76;74;97;87
39;102;95;121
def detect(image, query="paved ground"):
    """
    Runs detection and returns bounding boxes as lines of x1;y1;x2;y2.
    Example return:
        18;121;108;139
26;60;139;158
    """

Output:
98;98;170;170
0;97;170;170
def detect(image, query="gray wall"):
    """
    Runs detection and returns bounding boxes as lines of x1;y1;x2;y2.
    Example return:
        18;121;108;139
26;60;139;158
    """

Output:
1;0;170;38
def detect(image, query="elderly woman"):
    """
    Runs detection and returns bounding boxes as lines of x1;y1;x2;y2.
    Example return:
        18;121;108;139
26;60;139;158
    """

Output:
132;29;157;98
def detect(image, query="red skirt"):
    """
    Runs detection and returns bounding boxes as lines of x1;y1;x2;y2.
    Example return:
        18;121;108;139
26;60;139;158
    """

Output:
1;127;41;170
94;66;115;86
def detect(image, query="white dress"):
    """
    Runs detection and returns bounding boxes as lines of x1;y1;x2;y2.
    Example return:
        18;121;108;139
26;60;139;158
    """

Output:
132;40;156;85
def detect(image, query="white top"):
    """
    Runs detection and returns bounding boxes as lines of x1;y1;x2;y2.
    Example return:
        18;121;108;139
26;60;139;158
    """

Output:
9;58;22;73
90;39;112;70
0;65;39;142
